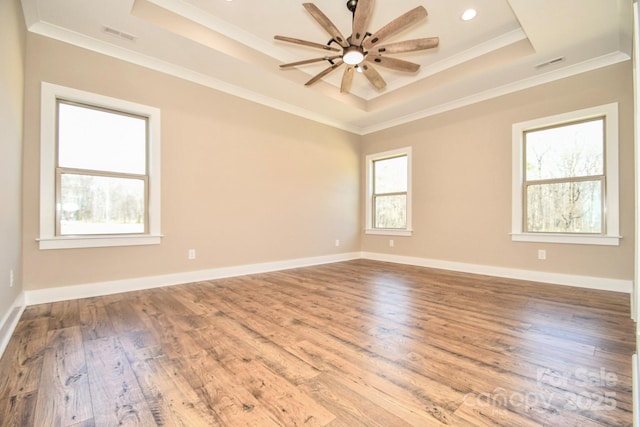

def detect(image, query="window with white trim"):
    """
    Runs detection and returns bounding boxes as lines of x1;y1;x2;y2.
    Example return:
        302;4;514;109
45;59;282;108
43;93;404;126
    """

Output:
39;82;162;249
511;103;620;246
365;147;412;236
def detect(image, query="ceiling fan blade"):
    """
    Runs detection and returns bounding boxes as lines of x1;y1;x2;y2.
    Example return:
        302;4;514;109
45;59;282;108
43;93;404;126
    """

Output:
341;65;355;93
367;55;420;72
303;3;350;48
274;35;341;52
363;6;428;50
305;60;344;86
360;63;386;89
280;56;342;68
372;37;439;55
351;0;374;46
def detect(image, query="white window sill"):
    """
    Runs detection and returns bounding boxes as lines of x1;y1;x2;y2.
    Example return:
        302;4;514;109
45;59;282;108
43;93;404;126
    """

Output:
365;229;413;237
511;233;620;246
38;234;163;250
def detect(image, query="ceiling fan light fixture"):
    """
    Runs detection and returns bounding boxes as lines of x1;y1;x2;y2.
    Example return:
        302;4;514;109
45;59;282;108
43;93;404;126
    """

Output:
343;46;364;65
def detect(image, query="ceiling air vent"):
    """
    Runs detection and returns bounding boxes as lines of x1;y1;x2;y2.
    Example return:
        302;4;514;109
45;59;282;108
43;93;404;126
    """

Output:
535;57;566;69
103;26;137;42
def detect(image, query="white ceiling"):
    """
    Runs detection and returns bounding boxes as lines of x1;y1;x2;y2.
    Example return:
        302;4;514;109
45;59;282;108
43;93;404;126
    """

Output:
20;0;633;134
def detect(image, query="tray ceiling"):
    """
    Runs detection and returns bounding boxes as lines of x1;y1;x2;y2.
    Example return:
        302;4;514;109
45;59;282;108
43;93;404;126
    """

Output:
21;0;632;134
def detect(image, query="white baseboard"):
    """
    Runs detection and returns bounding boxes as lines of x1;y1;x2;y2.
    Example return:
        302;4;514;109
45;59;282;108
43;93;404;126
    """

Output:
23;250;632;306
634;353;639;427
361;252;633;293
25;252;361;305
0;292;26;360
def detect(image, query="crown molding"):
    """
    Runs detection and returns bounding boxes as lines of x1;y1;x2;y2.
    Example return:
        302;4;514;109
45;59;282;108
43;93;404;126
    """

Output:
25;20;363;134
141;0;296;63
361;51;631;134
22;14;630;136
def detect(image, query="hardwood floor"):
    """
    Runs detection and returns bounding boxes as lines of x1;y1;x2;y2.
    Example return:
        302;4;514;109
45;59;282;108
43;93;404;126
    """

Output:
0;259;635;426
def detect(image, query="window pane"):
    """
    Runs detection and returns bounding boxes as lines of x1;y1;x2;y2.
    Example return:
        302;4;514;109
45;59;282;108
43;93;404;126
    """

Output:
525;119;604;181
374;194;407;229
526;180;602;233
374;156;407;194
58;102;147;174
60;174;145;235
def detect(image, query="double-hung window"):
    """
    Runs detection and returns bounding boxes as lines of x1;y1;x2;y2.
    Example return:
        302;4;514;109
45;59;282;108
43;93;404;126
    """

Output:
365;147;412;236
39;82;162;249
511;103;620;245
57;101;148;236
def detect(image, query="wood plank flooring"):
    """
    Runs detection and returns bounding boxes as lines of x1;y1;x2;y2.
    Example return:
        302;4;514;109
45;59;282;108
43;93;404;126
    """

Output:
0;259;635;426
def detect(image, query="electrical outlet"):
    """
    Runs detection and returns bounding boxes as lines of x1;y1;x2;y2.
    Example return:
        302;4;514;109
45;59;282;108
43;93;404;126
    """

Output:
335;239;340;247
538;249;546;260
389;239;395;248
188;249;196;260
9;270;14;287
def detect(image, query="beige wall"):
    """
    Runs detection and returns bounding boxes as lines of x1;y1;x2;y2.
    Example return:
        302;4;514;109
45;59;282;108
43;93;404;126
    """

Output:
362;61;635;280
22;34;361;290
0;0;26;320
19;31;635;291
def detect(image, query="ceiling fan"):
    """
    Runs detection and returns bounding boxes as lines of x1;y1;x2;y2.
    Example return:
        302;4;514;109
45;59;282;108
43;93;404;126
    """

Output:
274;0;439;94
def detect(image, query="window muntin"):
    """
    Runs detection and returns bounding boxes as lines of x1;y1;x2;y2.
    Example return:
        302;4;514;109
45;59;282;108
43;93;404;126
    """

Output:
56;100;149;236
522;117;605;234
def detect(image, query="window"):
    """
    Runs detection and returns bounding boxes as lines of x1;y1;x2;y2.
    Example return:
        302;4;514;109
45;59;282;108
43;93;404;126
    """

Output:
365;147;412;236
39;82;162;249
512;103;619;245
57;101;148;235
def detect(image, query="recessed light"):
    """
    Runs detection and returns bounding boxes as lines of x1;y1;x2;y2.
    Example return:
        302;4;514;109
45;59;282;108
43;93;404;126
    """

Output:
461;9;477;21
